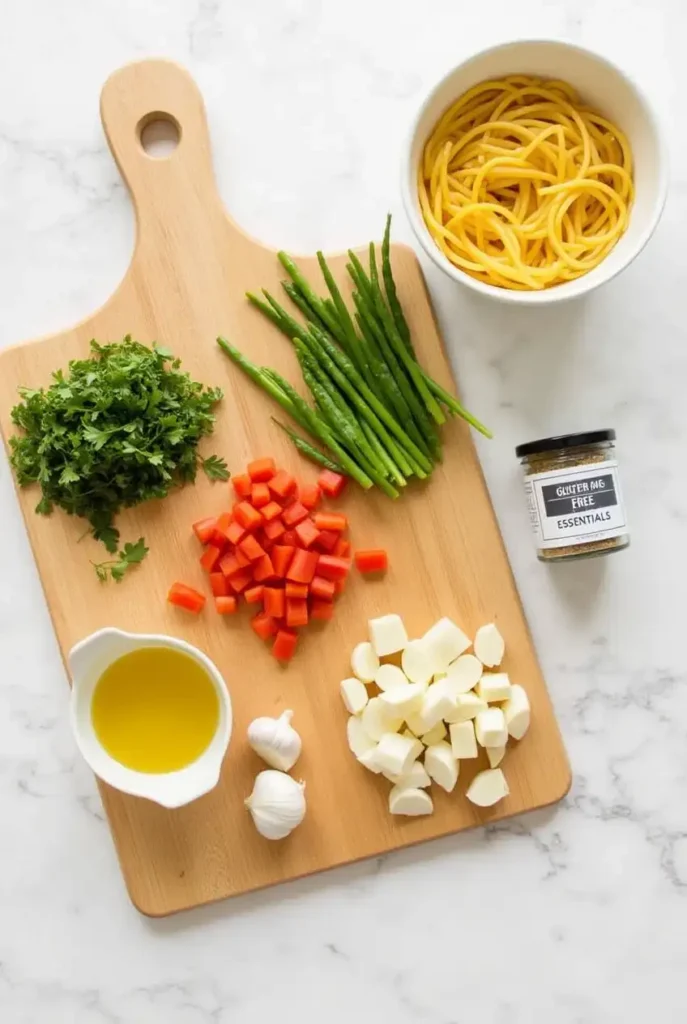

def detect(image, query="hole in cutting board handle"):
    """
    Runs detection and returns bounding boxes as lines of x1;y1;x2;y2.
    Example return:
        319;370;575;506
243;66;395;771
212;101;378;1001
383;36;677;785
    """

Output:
138;112;180;158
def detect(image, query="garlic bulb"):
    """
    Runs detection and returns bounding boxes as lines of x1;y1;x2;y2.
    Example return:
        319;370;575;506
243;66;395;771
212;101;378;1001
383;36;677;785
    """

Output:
247;710;302;771
245;770;306;840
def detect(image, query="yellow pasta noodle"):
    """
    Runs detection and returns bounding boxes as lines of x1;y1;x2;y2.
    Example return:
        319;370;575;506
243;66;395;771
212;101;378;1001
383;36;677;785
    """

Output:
418;76;634;290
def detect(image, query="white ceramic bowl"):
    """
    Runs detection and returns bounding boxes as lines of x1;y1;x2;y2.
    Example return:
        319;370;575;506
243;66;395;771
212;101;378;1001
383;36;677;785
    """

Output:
401;39;668;304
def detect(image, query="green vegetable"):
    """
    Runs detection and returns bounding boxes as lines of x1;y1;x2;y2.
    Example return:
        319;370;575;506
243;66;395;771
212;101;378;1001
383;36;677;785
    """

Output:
9;338;227;568
92;537;149;583
271;419;346;473
381;214;414;355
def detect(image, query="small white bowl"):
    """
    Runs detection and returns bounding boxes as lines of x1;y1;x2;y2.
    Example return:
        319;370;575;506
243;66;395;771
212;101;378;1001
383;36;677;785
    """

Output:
401;39;668;304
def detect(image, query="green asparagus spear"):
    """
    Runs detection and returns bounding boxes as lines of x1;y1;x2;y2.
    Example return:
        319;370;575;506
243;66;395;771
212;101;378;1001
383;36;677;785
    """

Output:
277;252;350;350
271;419;346;473
382;214;414;355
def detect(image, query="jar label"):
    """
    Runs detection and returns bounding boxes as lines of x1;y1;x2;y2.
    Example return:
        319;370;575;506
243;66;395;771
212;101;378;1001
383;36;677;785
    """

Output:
523;460;628;550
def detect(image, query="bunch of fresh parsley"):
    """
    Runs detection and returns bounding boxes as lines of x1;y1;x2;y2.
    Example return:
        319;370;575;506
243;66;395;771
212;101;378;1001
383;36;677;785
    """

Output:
9;337;229;580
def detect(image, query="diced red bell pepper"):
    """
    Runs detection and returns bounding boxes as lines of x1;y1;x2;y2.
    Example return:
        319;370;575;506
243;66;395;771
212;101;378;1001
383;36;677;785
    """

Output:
251;612;278;641
251;482;271;508
261;535;275;553
209;572;229;597
263;586;285;619
226;520;247;547
263;518;286;543
287;549;319;584
316;554;351;580
285;582;308;599
355;549;388;574
334;537;351;558
286;597;308;628
228;568;253;594
253;554;277;583
199;544;223;573
215;595;238;614
271;545;295;578
334;578;346;595
261;501;283;522
318;469;347;498
282;501;309;528
272;629;298;661
315;530;339;553
310;575;335;601
244;584;264;604
232;473;252;499
300;483;321;510
235;546;252;568
281;529;299;546
295;518;320;549
192;516;217;545
168;582;206;614
248;458;276;483
239;534;266;562
219;551;241;577
313;512;348;532
210;512;233;548
234;501;263;531
268;470;296;500
310;599;334;621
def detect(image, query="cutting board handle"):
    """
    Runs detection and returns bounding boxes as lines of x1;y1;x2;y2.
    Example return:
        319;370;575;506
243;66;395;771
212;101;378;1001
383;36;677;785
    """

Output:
100;59;226;243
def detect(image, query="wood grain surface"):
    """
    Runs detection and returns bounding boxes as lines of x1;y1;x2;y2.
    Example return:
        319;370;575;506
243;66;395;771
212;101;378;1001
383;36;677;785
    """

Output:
0;60;570;916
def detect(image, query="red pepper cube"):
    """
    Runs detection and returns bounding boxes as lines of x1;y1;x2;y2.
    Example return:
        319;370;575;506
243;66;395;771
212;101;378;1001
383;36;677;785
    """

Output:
199;544;223;573
228;568;253;594
315;529;339;553
209;572;229;597
272;629;298;661
263;586;285;619
210;512;233;548
300;483;321;510
232;473;252;499
268;469;296;500
244;584;264;604
215;595;238;615
285;582;308;599
334;537;351;558
310;575;335;601
282;501;309;528
295;518;320;549
253;554;277;583
234;501;263;531
318;469;347;498
310;599;334;621
219;551;241;577
281;529;299;546
286;549;320;584
313;512;347;532
168;582;206;613
261;501;283;522
263;518;286;543
354;549;388;574
226;520;247;546
235;546;252;568
248;458;276;483
316;554;351;580
251;612;278;641
192;516;217;545
286;597;308;628
239;534;267;562
251;482;271;508
334;578;346;595
271;545;295;578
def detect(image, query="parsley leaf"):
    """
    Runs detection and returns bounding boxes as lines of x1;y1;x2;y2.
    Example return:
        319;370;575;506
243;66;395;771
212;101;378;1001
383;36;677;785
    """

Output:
8;338;227;575
201;454;230;481
92;537;149;583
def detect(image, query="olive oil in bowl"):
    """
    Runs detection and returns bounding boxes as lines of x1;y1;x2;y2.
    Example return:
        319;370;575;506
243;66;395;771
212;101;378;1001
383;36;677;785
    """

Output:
91;647;220;773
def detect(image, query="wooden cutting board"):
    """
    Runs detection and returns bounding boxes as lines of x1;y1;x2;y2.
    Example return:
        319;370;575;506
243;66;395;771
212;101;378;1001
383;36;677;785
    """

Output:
0;60;570;916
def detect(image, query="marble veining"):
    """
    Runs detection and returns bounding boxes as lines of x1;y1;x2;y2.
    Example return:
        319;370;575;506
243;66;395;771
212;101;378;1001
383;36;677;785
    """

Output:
1;1;685;1021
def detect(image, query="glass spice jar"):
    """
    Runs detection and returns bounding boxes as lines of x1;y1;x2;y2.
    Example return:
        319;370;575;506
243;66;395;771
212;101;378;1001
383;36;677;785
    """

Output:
515;429;629;562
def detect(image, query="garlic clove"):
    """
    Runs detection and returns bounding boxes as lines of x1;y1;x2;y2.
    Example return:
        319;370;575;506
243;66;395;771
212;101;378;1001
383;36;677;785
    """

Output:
373;731;423;777
389;786;434;816
443;654;484;694
503;684;531;740
473;623;505;668
247;710;302;772
486;744;507;769
421;617;471;674
386;760;432;789
418;720;447;747
401;639;435;685
466;768;509;807
443;691;487;724
378;681;425;715
245;770;306;840
374;663;409;692
361;696;403;741
357;747;383;774
340;677;369;715
424;741;459;792
351;641;379;683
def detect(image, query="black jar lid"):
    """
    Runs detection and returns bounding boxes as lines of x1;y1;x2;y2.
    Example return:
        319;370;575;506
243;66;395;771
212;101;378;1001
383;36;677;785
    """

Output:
515;429;616;458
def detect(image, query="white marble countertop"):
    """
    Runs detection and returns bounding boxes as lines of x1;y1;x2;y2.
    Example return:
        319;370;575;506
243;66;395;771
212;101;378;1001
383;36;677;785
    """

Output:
1;1;685;1021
